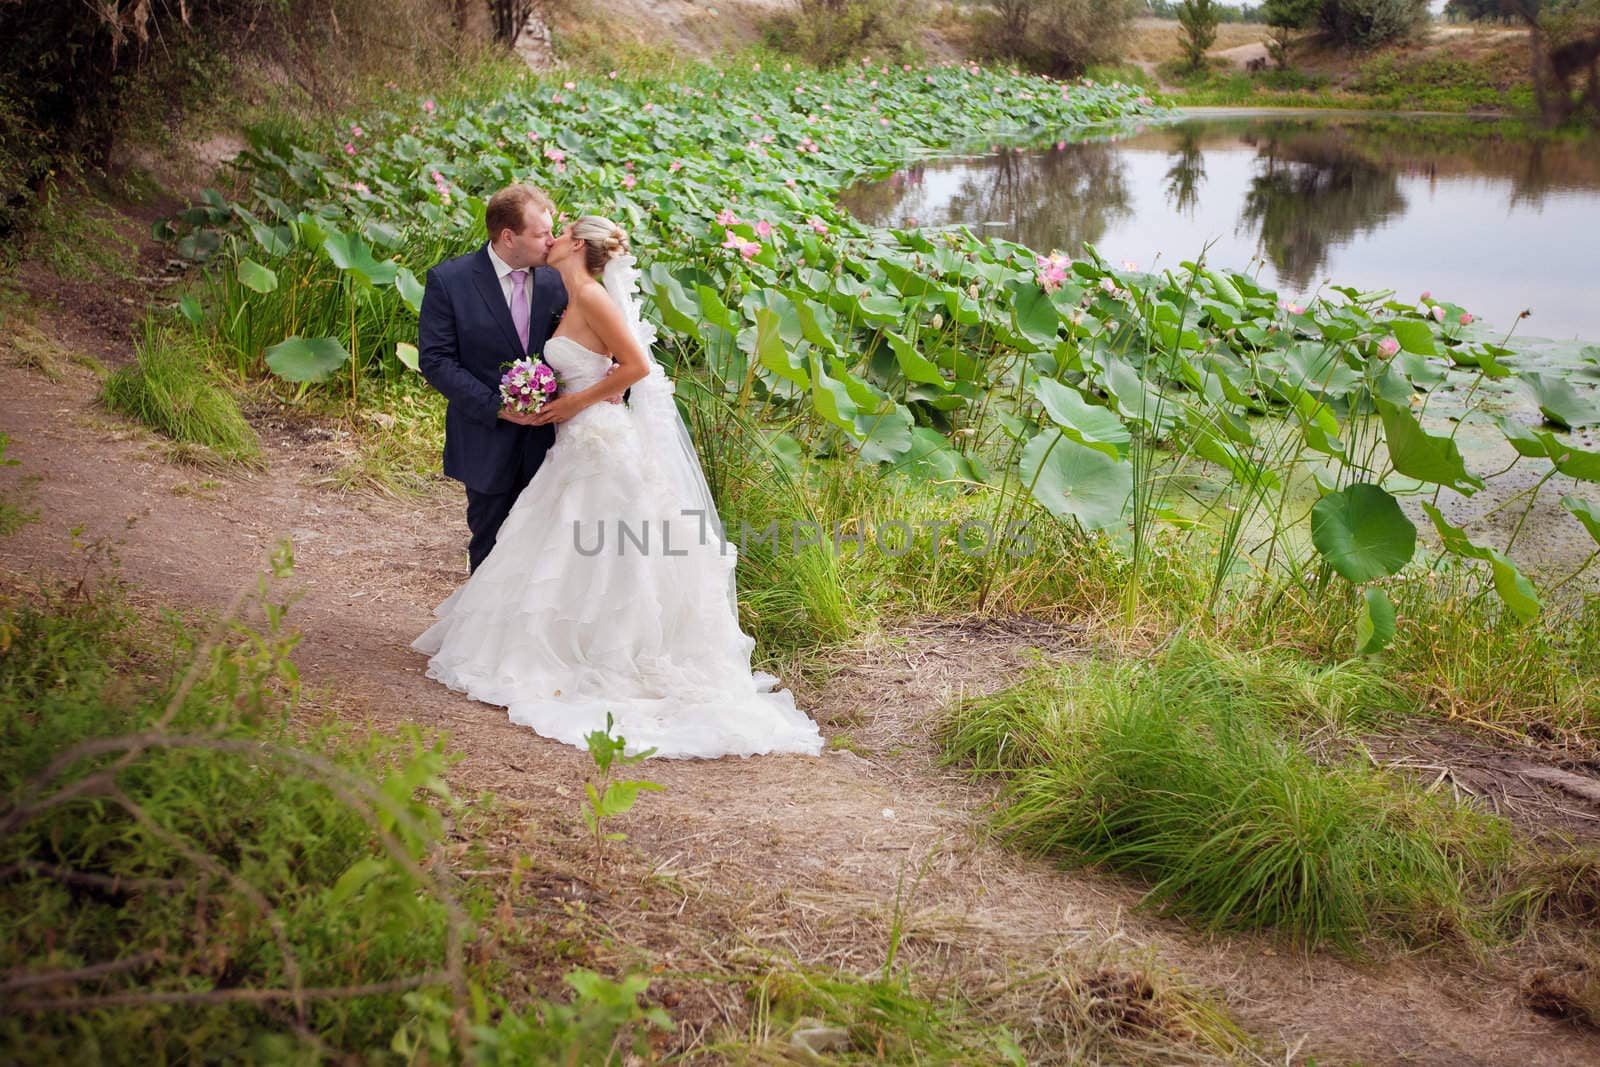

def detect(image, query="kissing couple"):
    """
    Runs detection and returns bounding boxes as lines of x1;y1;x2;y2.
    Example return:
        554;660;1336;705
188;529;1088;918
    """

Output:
410;183;823;761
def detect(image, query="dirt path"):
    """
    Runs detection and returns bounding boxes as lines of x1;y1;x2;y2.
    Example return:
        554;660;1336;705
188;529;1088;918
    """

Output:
5;300;1600;1063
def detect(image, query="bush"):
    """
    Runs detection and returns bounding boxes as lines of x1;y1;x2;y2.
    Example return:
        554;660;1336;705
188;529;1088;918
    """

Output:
764;0;925;67
0;558;667;1062
1318;0;1430;47
979;0;1137;75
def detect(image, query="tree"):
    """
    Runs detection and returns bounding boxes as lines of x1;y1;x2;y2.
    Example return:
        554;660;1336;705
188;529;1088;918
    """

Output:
1262;0;1319;68
1317;0;1429;47
1178;0;1221;70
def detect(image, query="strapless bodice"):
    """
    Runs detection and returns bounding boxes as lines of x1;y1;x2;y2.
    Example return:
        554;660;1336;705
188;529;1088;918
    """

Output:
544;335;614;393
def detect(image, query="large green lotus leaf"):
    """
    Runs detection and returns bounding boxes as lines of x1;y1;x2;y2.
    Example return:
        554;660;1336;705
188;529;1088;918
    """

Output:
265;336;350;383
1008;280;1060;344
1101;357;1184;438
1391;319;1437;356
1376;398;1483;495
753;308;809;387
1310;483;1416;583
790;296;841;355
892;426;982;484
395;267;425;314
1496;416;1552;459
1420;503;1540;620
857;403;915;464
645;265;699;336
237;257;278;295
696;285;739;331
322;230;397;287
1192;428;1281;491
395;342;420;373
884;331;948;388
1029;377;1129;459
809;356;861;436
1019;430;1132;532
1521;372;1600;430
1561;495;1600;547
1355;586;1397;655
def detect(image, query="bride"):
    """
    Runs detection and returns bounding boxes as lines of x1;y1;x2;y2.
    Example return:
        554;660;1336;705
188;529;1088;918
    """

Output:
413;215;824;760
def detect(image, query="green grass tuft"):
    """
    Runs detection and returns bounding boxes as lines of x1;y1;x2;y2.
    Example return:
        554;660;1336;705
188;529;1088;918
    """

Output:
941;641;1514;951
100;323;260;465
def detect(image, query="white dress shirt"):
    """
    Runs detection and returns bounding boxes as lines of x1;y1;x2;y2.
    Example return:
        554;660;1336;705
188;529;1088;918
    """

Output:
485;243;524;310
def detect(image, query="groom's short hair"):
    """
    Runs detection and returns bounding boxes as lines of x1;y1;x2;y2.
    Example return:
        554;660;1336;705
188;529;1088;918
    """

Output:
486;184;555;239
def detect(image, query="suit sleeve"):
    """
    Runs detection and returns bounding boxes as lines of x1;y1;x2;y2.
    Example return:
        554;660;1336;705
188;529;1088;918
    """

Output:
418;267;501;427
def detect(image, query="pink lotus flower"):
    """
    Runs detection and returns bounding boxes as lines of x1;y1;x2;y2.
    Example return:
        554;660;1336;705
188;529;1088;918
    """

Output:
544;146;566;163
1378;336;1400;358
553;162;565;173
1099;277;1117;294
526;131;540;142
423;99;435;114
344;142;356;155
621;174;636;190
1431;305;1446;322
762;133;775;143
349;181;369;194
1420;290;1431;301
716;208;739;226
1459;312;1474;325
669;160;682;172
564;81;576;90
1055;141;1067;150
754;220;773;238
785;178;796;188
350;124;364;137
880;117;890;126
643;102;655;112
926;75;935;84
609;70;618;79
1037;253;1071;292
809;217;829;235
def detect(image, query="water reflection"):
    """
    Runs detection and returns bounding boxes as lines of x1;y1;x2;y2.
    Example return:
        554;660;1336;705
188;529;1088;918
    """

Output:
1163;127;1206;218
1238;126;1406;289
838;113;1600;340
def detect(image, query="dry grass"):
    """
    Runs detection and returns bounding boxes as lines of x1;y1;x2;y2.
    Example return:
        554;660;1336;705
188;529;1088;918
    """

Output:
1123;18;1266;65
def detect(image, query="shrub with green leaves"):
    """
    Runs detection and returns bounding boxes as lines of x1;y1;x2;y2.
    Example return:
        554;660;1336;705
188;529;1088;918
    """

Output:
0;561;663;1062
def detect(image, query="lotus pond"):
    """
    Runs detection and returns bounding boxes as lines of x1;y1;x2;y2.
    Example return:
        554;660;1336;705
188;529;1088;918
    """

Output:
164;64;1600;656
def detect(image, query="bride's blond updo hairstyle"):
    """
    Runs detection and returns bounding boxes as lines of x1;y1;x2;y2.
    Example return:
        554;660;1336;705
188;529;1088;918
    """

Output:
568;215;630;274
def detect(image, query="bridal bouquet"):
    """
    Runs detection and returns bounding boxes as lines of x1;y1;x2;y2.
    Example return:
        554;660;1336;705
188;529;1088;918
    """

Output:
500;357;558;414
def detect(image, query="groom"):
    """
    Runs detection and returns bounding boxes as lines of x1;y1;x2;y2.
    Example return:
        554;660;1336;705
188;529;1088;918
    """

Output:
418;184;566;572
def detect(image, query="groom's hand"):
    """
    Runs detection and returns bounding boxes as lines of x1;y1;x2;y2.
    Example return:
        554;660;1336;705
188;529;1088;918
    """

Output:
498;408;541;426
604;363;624;405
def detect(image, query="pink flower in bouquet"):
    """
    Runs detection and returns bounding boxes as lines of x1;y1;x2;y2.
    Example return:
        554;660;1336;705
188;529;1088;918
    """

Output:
500;358;559;414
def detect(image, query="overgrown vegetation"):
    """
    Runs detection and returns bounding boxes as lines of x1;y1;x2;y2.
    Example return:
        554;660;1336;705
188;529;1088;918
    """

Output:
100;322;261;465
0;547;673;1061
939;638;1600;952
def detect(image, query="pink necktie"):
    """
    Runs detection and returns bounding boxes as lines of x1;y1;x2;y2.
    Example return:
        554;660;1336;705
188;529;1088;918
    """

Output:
510;269;530;352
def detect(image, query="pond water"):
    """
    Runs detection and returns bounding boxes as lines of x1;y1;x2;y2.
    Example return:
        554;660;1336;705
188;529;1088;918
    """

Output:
839;110;1600;344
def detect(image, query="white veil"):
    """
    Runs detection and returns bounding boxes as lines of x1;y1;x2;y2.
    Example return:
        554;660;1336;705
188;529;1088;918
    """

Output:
601;254;730;555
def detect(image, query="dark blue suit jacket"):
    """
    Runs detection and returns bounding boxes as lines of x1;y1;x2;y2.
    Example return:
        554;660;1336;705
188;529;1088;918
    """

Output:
418;246;567;494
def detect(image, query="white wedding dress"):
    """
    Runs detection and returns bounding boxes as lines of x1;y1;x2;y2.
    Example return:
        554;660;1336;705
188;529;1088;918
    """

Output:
413;333;824;760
